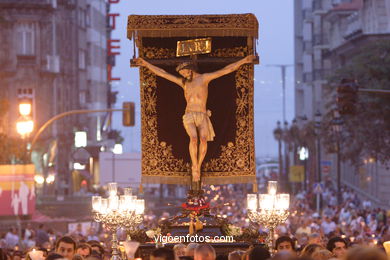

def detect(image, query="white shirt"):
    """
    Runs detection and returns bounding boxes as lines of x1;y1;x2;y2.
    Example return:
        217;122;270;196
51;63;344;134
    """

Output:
5;232;19;248
321;221;336;235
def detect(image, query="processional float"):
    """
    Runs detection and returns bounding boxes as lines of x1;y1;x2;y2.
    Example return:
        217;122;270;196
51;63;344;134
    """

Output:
91;13;290;259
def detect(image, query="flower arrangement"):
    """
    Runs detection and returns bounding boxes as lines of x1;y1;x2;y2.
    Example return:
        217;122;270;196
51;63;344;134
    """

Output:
224;224;243;236
145;227;161;239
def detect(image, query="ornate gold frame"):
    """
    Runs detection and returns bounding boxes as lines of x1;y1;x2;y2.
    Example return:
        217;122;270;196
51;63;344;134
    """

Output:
140;47;255;185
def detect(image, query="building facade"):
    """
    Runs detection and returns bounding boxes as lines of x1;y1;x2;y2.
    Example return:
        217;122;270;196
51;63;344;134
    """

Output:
294;0;390;207
0;0;112;196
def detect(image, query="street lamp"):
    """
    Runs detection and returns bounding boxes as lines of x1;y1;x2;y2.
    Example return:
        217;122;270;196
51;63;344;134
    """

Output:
273;121;283;186
16;118;34;137
18;100;32;116
331;109;343;204
16;100;34;138
283;121;289;190
314;110;322;213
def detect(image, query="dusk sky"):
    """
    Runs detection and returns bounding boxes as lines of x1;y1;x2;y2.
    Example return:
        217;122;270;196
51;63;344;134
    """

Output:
109;0;295;159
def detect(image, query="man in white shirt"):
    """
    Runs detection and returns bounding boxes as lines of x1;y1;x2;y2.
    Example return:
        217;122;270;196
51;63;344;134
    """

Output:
5;227;19;248
321;216;336;235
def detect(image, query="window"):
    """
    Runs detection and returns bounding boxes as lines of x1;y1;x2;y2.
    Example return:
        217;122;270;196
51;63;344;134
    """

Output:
79;49;86;69
79;91;86;104
16;23;35;55
86;5;91;27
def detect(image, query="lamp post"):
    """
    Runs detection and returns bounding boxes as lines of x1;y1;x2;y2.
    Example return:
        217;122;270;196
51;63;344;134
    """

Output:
273;121;283;187
314;110;322;213
92;183;144;260
247;181;290;255
16;100;34;148
331;110;343;205
283;121;289;190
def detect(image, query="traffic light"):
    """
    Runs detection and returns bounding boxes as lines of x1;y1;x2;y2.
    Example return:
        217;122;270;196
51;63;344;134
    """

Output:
336;79;358;115
122;101;135;126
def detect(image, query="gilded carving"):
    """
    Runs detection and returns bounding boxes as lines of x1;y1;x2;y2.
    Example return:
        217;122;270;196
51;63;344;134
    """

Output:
140;47;255;182
128;14;258;39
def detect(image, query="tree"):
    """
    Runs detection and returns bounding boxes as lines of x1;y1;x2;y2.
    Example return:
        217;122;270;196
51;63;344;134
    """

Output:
323;40;390;165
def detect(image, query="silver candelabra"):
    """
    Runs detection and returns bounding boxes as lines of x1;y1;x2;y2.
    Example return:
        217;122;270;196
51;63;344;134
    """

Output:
247;181;290;255
92;183;144;260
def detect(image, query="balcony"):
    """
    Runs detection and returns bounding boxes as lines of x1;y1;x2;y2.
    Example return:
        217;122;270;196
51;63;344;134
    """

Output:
313;0;327;15
17;55;36;66
303;72;313;82
303;40;313;53
302;9;313;23
344;13;362;40
313;34;329;48
313;69;331;81
42;55;60;73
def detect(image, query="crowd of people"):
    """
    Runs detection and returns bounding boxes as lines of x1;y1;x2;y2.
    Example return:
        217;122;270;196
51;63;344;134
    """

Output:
0;181;389;260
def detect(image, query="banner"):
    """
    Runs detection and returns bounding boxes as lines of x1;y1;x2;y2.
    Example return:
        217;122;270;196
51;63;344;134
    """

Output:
0;164;35;216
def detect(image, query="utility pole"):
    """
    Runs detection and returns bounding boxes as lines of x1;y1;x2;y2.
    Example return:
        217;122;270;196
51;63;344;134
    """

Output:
267;65;293;125
268;64;293;190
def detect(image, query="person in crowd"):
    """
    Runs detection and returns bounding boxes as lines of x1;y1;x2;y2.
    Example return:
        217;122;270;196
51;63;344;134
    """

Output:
185;243;199;258
36;224;49;247
215;255;227;260
300;243;324;258
194;244;216;260
151;248;175;260
55;236;76;260
173;244;186;260
86;241;104;258
307;233;323;246
46;253;66;260
86;228;99;242
245;246;270;260
321;216;337;236
76;243;92;258
296;220;312;236
71;254;83;260
275;236;296;255
310;249;334;260
227;250;245;260
344;246;387;260
5;227;19;249
326;237;348;259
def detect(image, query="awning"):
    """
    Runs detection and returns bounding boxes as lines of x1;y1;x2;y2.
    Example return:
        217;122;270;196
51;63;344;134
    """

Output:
127;14;259;40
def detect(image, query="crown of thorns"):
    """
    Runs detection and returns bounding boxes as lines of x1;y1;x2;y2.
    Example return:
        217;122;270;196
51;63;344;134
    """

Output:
176;62;197;72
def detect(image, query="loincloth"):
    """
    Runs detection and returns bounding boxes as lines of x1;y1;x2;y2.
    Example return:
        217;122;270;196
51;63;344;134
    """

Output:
182;110;215;141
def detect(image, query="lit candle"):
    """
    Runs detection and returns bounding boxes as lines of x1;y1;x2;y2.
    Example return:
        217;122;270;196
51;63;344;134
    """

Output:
135;199;145;214
108;182;118;197
124;187;132;196
259;194;274;210
92;196;102;212
247;194;258;211
275;194;290;210
268;181;277;195
383;241;390;257
129;196;137;211
100;198;108;214
108;195;119;211
29;249;44;260
123;241;140;260
119;195;127;212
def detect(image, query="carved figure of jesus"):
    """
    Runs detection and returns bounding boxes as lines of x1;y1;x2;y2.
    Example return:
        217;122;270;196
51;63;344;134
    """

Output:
134;55;255;182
